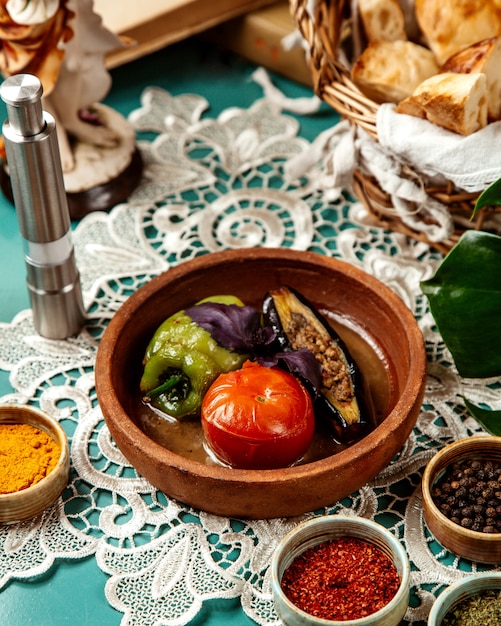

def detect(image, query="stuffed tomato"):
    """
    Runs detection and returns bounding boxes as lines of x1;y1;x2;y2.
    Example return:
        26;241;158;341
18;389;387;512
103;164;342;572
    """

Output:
201;360;315;469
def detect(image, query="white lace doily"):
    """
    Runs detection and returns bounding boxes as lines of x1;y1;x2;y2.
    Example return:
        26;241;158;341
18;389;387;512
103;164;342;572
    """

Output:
0;83;499;626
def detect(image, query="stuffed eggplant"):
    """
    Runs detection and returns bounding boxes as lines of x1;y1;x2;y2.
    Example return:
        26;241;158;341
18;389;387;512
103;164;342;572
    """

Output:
262;286;369;443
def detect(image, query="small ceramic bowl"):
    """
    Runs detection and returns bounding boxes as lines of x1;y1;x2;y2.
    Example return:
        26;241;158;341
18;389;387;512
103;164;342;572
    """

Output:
428;572;501;625
422;436;501;563
271;515;410;626
0;404;70;523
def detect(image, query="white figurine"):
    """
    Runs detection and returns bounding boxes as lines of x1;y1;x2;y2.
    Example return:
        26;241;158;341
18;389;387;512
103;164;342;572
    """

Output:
0;0;126;172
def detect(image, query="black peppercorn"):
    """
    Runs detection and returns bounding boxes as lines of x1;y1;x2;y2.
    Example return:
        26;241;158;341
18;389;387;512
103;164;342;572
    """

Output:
461;505;474;518
431;457;501;535
440;504;452;516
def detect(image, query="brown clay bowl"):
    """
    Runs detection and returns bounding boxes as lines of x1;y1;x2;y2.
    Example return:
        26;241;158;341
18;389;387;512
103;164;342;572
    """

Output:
422;436;501;563
95;248;426;519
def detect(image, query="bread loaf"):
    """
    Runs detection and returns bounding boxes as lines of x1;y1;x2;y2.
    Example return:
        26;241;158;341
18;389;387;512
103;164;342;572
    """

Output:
441;36;501;121
358;0;407;43
351;40;439;104
415;0;501;65
396;72;488;135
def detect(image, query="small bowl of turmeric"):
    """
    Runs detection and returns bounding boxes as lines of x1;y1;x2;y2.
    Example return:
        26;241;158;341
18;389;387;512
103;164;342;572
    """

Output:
0;404;70;523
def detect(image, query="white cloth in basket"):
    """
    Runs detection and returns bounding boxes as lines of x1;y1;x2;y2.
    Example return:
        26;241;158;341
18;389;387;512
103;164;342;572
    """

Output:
377;103;501;194
258;64;501;243
308;104;501;243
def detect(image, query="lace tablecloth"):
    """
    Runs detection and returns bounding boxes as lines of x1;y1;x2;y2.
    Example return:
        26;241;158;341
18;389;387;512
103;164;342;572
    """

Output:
0;73;499;626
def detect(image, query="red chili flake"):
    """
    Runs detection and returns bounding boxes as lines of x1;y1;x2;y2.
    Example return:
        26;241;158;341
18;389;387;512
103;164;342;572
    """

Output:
280;536;401;621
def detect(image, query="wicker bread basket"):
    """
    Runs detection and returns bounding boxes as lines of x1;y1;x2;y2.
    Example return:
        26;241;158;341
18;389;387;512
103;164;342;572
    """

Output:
290;0;501;253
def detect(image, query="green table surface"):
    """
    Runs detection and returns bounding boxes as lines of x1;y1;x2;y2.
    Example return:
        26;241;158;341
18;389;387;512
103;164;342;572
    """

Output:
0;36;339;626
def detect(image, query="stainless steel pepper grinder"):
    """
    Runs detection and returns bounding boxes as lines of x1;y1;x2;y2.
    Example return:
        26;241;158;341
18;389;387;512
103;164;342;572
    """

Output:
1;73;85;339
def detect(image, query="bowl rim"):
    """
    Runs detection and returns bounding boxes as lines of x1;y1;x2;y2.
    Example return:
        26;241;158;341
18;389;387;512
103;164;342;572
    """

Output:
0;403;70;502
422;435;501;542
270;514;410;625
427;572;501;625
96;248;426;486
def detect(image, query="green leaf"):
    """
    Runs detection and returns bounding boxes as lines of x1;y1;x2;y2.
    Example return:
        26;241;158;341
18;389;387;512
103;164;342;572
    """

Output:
464;397;501;436
473;177;501;218
420;230;501;378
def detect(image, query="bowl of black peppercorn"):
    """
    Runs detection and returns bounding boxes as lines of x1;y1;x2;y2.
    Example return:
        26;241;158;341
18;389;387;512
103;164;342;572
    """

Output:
422;436;501;563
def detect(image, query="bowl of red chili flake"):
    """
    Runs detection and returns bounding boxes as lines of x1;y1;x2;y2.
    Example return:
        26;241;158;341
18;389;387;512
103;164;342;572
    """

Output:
0;404;70;523
271;515;410;625
427;572;501;626
422;436;501;563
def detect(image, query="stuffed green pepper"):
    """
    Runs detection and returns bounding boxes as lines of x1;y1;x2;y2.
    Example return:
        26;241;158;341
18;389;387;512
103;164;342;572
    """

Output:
140;295;248;419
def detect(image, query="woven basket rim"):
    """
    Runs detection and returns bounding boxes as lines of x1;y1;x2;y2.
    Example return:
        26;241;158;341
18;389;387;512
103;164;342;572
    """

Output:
290;0;380;138
289;0;501;252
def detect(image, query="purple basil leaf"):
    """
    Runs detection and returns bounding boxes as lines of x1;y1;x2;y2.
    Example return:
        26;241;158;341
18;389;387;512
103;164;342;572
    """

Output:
186;302;262;352
186;302;322;394
257;349;322;396
251;325;277;352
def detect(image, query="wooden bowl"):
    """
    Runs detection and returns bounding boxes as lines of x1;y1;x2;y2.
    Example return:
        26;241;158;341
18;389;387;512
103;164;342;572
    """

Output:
422;436;501;563
427;572;501;625
271;515;410;626
0;404;70;523
95;248;426;519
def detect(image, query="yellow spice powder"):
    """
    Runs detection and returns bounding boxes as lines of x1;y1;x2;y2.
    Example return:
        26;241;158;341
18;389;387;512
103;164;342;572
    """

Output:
0;423;60;494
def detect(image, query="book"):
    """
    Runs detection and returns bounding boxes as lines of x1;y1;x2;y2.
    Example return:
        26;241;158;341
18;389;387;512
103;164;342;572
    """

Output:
93;0;278;68
204;1;312;86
